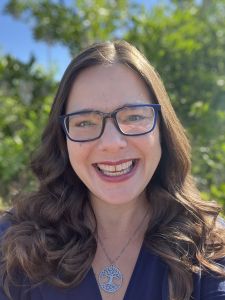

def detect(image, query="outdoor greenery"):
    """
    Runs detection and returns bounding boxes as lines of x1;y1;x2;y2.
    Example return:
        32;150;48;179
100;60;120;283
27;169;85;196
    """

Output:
0;0;225;210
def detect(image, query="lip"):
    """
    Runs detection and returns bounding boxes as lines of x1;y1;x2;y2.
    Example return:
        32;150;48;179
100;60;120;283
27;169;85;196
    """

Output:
93;159;139;183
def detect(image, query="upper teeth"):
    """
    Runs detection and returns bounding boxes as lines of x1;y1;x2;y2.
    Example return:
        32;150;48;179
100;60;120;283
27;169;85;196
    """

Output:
97;160;133;172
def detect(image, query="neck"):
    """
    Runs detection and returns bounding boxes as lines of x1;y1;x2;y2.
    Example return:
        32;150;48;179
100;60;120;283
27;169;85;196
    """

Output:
89;192;150;240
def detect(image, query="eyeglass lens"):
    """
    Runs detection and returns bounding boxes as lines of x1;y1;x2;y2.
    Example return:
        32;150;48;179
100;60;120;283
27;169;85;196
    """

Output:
65;106;155;141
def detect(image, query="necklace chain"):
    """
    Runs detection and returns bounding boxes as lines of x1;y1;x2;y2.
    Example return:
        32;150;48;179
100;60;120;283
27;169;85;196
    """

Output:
97;210;149;265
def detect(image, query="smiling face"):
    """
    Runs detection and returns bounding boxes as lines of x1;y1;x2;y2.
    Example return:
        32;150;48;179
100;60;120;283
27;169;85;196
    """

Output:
66;64;161;207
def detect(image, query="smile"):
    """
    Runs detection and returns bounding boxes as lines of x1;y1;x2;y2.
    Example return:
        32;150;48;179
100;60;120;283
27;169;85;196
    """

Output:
95;159;137;177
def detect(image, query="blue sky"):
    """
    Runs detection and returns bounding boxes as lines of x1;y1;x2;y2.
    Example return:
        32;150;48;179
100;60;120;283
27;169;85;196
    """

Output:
0;0;158;79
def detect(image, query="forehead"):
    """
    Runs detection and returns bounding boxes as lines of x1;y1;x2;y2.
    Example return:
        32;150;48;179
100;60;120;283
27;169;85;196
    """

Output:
66;64;152;113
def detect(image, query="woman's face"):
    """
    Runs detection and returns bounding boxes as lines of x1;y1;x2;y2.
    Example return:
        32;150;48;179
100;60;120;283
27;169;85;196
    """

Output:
66;64;161;206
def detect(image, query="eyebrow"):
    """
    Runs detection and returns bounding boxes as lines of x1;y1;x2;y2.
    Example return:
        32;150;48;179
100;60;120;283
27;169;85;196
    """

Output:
67;101;152;114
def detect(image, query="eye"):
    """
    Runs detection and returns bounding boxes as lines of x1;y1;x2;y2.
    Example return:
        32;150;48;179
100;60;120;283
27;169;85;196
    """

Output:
127;114;145;122
75;120;96;127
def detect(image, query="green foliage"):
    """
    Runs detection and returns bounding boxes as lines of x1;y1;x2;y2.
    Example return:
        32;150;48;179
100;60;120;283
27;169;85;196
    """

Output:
5;0;131;55
125;0;225;207
0;56;56;203
1;0;225;209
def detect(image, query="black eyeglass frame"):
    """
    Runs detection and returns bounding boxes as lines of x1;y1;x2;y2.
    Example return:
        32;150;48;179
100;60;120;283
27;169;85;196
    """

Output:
59;103;161;142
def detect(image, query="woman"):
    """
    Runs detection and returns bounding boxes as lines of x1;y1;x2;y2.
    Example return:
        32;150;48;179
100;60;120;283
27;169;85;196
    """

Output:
0;40;225;300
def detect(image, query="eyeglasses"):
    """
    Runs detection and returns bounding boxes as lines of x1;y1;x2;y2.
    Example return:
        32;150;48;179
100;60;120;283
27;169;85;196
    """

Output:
59;104;161;142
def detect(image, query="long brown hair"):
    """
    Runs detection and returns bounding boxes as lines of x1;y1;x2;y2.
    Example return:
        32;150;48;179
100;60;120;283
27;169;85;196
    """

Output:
1;40;225;300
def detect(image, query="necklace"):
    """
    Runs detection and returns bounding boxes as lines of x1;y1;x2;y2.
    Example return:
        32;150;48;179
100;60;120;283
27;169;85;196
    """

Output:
97;210;149;294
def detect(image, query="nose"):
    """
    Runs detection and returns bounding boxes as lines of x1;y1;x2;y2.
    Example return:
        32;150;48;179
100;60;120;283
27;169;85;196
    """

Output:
97;119;127;152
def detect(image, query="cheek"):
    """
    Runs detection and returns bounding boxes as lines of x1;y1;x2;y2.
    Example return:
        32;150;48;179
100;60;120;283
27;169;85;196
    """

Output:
67;141;84;169
146;127;161;148
66;141;93;176
152;132;162;161
143;130;162;166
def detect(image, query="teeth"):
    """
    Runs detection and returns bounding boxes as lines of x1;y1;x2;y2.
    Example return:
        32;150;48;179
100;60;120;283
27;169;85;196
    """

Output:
102;168;132;176
96;160;134;176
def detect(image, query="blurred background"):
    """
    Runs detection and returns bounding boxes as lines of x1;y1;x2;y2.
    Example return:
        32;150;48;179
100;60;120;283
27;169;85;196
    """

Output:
0;0;225;211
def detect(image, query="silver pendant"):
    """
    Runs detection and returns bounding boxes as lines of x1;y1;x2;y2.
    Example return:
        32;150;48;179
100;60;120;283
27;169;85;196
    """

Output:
98;264;123;293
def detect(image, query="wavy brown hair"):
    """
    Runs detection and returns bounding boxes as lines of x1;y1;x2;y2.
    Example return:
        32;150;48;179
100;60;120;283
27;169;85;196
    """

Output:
1;40;225;300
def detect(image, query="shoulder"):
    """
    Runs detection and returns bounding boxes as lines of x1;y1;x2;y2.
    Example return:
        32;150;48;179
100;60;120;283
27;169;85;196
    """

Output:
0;210;13;237
193;257;225;299
0;211;34;300
192;216;225;299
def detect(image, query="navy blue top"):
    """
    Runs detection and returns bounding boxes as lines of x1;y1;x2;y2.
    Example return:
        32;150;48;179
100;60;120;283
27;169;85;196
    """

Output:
1;217;225;300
